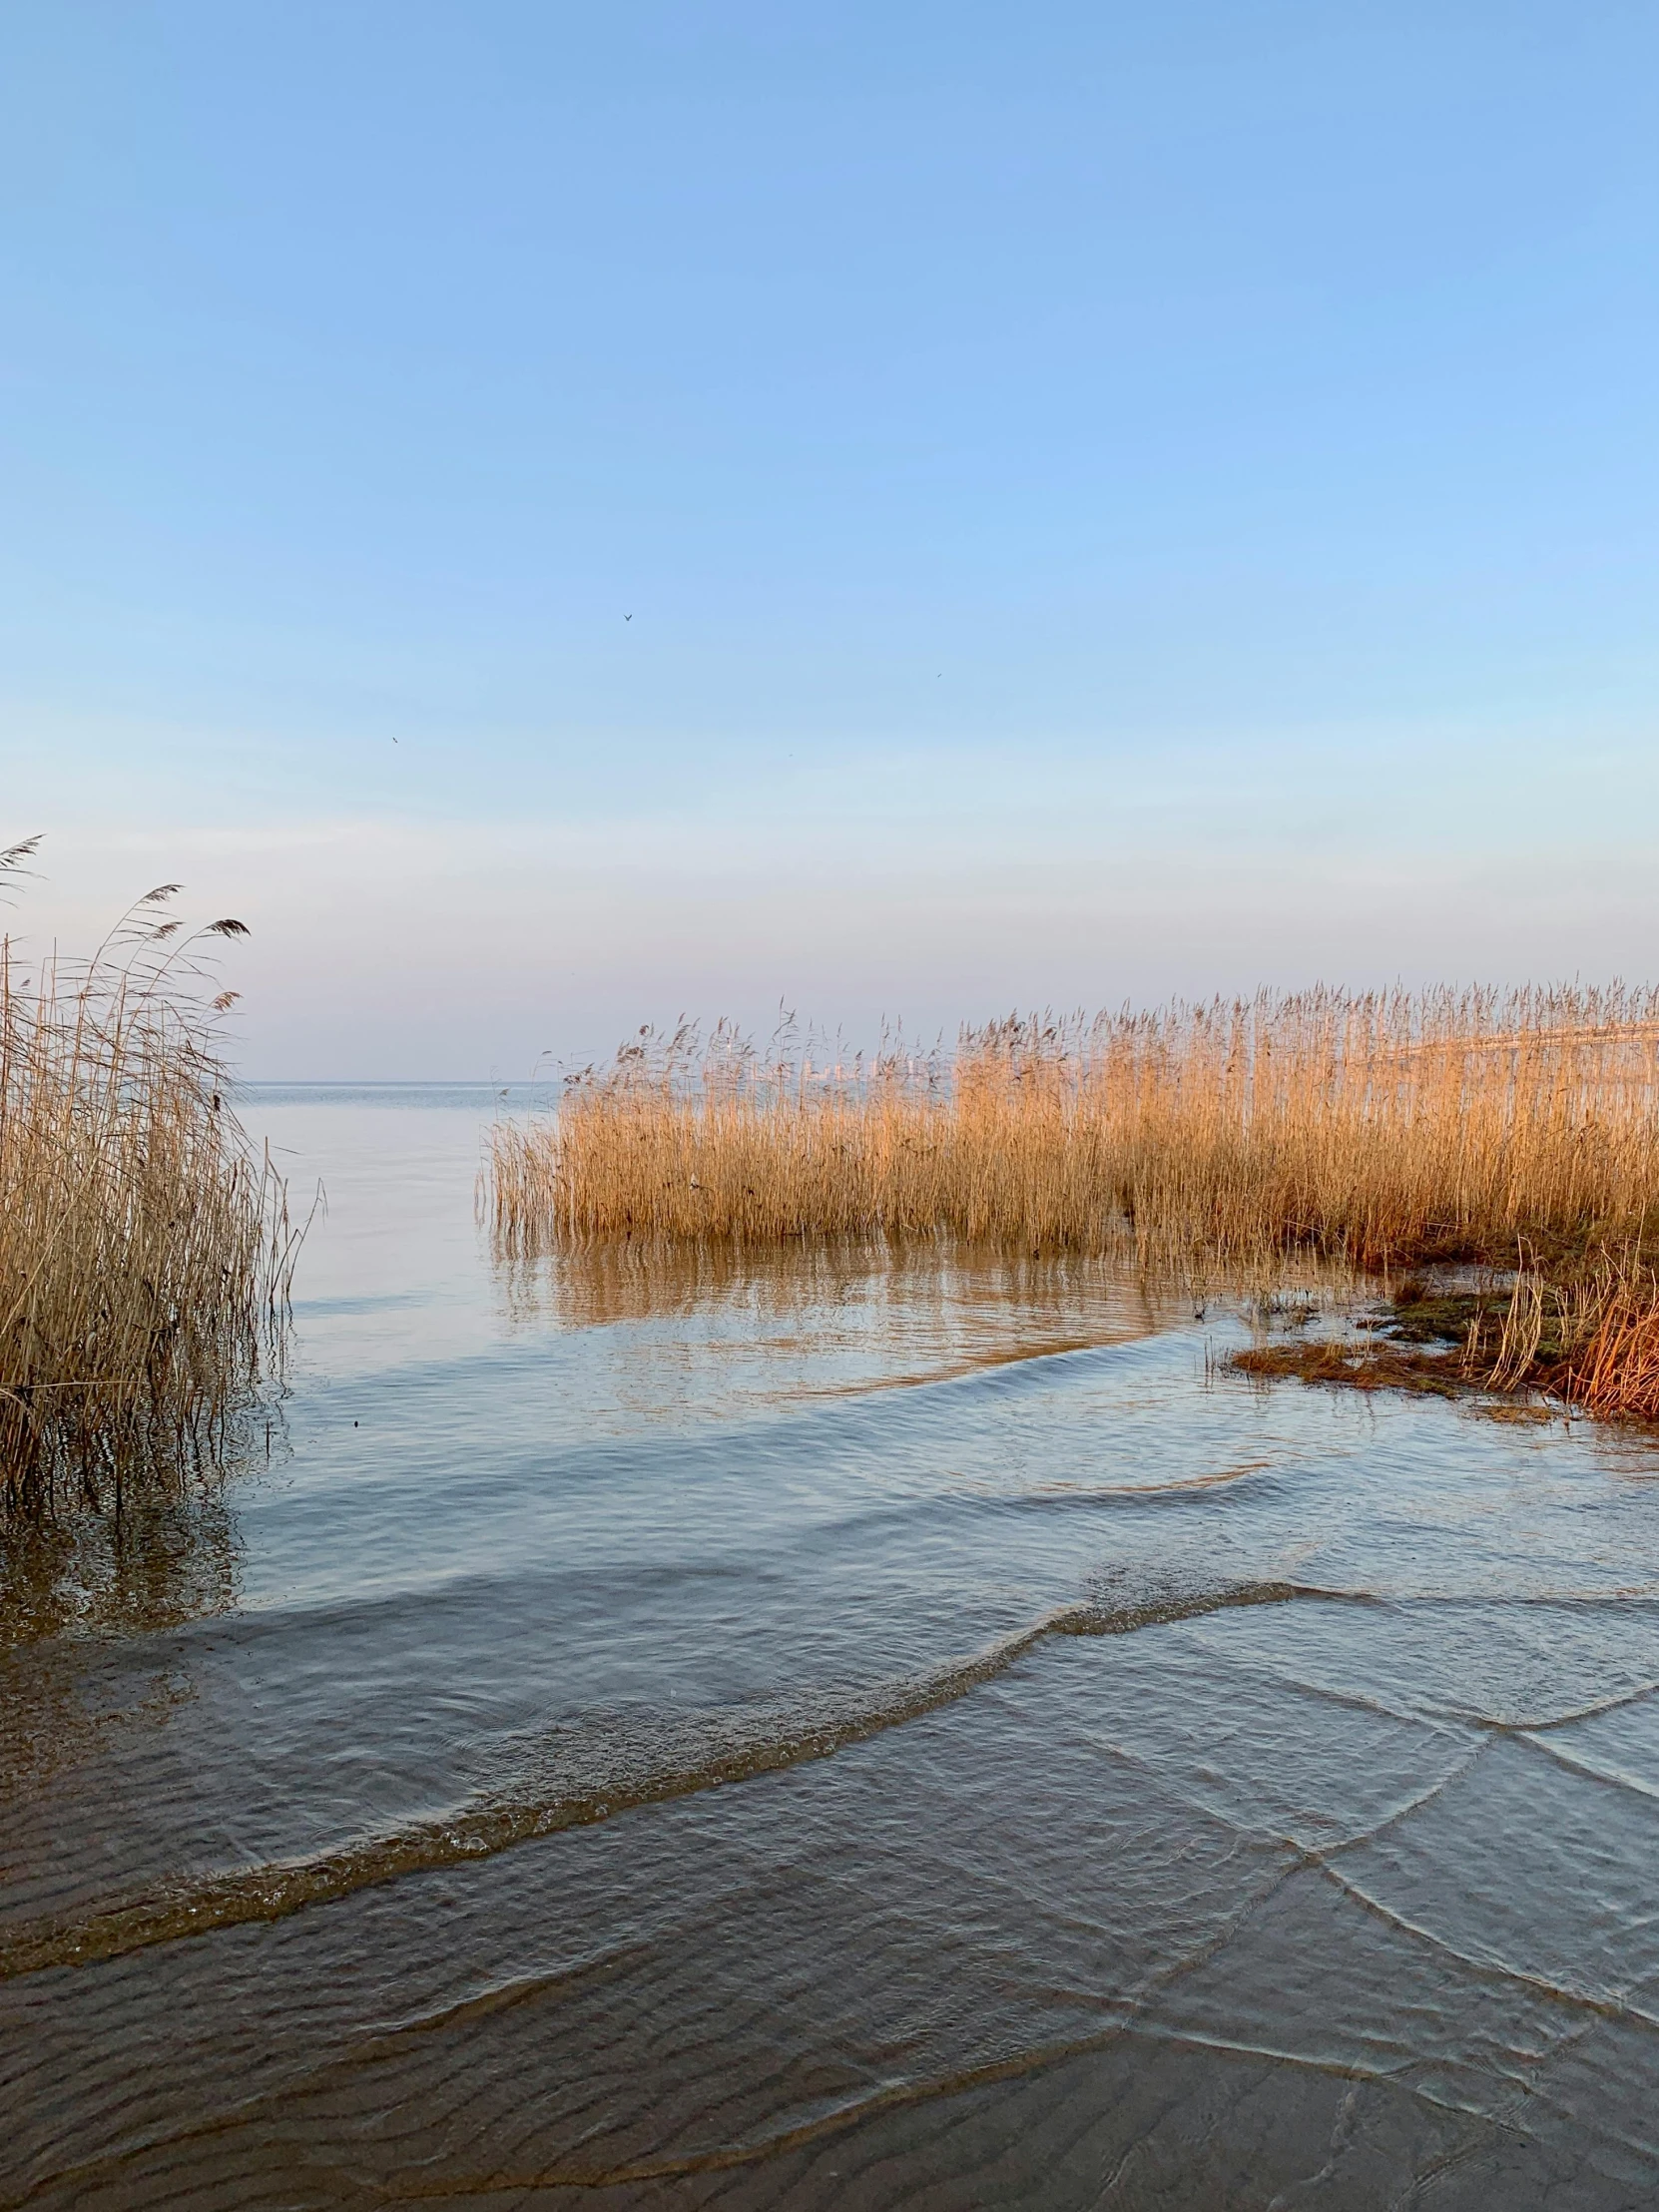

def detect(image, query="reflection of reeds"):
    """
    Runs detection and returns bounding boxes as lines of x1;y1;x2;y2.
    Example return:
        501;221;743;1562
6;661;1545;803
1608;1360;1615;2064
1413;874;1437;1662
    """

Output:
1;843;295;1517
495;1231;1203;1338
491;990;1659;1269
0;1490;244;1805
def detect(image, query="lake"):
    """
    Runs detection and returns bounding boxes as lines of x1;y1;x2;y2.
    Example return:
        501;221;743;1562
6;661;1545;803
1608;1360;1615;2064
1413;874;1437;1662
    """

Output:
5;1087;1659;2208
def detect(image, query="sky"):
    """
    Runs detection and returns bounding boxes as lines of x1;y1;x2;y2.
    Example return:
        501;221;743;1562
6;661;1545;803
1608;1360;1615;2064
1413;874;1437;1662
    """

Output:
3;2;1657;1077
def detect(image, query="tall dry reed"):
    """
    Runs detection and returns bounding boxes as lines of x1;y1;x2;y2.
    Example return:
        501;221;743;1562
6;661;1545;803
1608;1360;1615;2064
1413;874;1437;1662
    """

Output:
490;989;1659;1268
1473;1248;1659;1420
0;841;295;1518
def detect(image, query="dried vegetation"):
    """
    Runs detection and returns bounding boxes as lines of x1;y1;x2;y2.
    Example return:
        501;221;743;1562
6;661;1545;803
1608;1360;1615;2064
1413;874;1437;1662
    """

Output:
490;988;1659;1420
0;841;295;1519
1235;1257;1659;1418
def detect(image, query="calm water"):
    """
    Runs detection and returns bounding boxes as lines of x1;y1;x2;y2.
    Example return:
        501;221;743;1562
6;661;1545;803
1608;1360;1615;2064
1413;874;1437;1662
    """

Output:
5;1089;1659;2207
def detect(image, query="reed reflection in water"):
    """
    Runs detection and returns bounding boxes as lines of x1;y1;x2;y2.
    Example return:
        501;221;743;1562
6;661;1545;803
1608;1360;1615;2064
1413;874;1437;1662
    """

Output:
0;1485;244;1866
499;1233;1205;1421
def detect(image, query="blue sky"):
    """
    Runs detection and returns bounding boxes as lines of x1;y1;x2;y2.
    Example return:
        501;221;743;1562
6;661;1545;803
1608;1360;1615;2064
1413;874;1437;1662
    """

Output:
3;3;1657;1075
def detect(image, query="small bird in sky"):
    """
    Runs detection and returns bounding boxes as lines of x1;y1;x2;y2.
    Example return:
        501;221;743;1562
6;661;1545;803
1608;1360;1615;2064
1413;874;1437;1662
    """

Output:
625;613;633;621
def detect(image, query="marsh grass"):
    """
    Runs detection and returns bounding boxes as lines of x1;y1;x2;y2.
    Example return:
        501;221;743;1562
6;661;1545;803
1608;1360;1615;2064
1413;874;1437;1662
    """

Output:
0;841;296;1519
1481;1247;1659;1418
1231;1249;1659;1421
491;988;1659;1420
492;988;1659;1264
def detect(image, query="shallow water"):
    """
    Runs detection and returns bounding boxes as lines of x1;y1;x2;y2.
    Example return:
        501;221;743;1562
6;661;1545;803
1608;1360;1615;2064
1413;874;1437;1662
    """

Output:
5;1089;1659;2207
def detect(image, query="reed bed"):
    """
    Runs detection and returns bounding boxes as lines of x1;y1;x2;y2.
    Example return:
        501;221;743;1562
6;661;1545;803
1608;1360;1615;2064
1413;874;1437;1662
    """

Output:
490;988;1659;1420
491;987;1659;1268
0;843;295;1519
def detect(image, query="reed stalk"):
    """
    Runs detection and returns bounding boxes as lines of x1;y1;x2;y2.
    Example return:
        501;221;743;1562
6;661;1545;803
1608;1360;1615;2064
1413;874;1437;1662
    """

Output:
0;842;295;1519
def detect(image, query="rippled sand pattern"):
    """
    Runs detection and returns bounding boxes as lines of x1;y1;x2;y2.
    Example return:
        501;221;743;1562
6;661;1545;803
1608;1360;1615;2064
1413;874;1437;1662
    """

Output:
5;1091;1659;2209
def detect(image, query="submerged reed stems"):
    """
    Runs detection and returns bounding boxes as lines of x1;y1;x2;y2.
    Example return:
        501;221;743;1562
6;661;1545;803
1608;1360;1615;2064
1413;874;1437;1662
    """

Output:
0;841;295;1520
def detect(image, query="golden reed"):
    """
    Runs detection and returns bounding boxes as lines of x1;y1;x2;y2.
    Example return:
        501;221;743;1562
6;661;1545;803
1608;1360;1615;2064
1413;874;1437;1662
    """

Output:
490;989;1659;1418
0;842;295;1517
492;988;1659;1265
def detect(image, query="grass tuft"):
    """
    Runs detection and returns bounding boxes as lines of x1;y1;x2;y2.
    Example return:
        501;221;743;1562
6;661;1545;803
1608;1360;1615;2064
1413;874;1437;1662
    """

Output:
0;848;295;1519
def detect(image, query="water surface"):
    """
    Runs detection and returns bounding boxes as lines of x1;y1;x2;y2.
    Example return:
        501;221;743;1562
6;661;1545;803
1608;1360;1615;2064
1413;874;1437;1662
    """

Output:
4;1088;1659;2207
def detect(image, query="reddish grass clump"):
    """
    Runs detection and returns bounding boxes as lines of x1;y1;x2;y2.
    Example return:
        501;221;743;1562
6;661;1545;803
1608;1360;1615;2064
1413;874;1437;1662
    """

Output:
1559;1258;1659;1419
